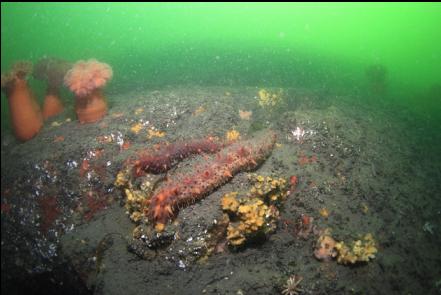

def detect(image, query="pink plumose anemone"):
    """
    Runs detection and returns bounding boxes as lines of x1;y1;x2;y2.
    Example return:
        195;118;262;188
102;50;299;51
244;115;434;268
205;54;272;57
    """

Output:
64;59;113;97
64;59;113;123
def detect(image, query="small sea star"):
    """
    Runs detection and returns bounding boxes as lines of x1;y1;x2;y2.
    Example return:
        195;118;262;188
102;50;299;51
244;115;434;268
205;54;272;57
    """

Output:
281;275;303;295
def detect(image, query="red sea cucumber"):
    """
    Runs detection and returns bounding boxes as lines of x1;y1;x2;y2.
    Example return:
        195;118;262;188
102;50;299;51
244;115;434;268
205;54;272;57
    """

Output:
132;137;224;176
148;130;277;227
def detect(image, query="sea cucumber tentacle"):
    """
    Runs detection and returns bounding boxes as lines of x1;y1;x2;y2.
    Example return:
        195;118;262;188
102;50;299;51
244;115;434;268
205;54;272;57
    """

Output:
148;130;277;226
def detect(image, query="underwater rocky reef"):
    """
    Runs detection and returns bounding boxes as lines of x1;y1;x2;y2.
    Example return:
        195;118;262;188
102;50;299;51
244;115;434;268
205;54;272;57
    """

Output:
1;85;440;295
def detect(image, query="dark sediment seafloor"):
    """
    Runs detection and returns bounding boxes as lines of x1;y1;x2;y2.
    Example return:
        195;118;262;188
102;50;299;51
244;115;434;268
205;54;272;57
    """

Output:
1;86;440;295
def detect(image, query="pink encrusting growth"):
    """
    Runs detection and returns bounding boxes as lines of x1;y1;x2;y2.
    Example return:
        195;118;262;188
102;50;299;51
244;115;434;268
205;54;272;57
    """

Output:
132;137;225;176
64;59;113;97
147;130;277;226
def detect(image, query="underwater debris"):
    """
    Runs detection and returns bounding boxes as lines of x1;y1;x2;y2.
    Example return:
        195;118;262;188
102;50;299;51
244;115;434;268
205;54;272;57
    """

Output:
281;275;303;295
221;174;288;247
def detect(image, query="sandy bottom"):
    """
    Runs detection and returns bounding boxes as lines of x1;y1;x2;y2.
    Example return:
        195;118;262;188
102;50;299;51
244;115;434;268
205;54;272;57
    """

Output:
1;86;440;295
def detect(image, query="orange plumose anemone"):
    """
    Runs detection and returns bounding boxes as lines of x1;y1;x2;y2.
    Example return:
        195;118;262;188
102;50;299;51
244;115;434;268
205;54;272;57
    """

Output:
1;61;43;141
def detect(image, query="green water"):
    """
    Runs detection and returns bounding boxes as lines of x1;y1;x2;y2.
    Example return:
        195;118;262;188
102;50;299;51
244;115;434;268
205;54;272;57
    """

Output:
2;3;441;131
